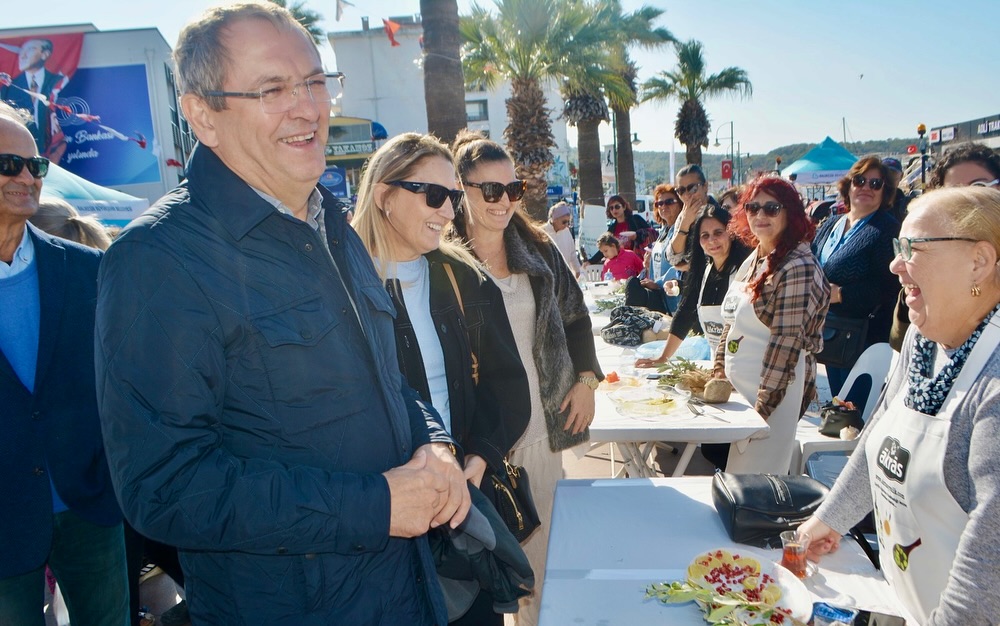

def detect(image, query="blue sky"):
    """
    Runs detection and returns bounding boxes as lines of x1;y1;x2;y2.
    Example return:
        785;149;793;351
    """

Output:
8;0;999;155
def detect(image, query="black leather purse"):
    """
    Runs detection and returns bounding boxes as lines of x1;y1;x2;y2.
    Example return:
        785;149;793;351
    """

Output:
480;456;541;544
819;402;865;437
817;311;871;369
711;472;830;548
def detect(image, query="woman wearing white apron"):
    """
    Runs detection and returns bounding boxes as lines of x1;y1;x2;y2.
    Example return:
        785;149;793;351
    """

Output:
712;177;830;474
803;187;1000;625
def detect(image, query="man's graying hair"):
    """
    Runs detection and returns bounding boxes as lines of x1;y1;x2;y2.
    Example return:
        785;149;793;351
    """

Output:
173;1;314;111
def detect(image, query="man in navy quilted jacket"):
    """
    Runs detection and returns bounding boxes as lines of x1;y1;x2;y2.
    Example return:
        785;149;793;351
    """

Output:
0;103;128;625
94;3;469;624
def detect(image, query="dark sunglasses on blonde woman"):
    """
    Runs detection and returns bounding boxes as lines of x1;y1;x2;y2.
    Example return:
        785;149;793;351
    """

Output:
464;180;527;203
388;180;465;211
851;174;884;191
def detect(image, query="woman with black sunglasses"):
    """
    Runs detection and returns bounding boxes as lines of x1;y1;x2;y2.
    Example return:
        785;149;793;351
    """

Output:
353;133;531;625
604;194;654;252
449;129;602;626
812;156;900;399
713;176;830;473
624;183;683;313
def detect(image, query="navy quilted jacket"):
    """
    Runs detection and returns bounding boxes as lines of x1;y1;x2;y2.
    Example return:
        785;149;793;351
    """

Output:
812;209;900;347
96;145;451;625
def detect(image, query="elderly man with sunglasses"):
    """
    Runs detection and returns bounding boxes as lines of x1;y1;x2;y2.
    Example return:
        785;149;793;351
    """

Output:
0;103;128;625
93;4;469;625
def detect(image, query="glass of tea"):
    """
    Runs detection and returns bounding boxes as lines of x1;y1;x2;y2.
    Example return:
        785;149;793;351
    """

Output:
780;529;811;579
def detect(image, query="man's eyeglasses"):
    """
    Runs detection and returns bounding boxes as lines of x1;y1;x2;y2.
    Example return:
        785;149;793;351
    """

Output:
0;153;49;179
852;174;884;191
971;179;1000;188
464;180;526;203
892;236;977;261
654;198;679;208
206;72;345;114
388;181;465;211
676;182;703;196
744;201;783;217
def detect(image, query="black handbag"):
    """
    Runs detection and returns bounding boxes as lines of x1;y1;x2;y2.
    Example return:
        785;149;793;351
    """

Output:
819;402;865;437
817;308;876;369
480;457;541;544
711;472;830;548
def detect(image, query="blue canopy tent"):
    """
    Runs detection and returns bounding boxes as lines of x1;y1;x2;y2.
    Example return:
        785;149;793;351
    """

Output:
781;137;858;185
43;163;149;227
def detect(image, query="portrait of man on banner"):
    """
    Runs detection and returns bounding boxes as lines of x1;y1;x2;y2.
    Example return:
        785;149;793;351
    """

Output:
0;34;84;161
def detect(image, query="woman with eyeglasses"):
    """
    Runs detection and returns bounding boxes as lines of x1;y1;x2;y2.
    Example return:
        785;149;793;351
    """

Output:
353;133;530;625
448;130;602;626
812;156;901;399
802;186;1000;626
890;143;1000;349
713;176;830;474
624;183;683;314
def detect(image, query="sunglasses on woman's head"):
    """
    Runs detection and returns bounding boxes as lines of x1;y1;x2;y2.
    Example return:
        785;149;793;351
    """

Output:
388;180;465;211
464;180;526;203
744;201;783;217
0;153;49;179
654;198;679;208
852;174;884;191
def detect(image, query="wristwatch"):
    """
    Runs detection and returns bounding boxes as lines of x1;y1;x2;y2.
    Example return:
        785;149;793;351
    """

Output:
578;375;600;390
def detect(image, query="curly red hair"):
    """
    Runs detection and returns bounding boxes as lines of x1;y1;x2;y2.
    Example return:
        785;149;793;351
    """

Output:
729;176;816;302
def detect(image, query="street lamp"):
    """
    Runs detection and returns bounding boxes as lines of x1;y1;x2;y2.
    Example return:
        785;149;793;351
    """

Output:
917;123;928;187
714;121;735;185
631;132;641;146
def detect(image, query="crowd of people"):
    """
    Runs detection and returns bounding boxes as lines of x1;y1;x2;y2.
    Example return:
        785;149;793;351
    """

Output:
2;2;1000;625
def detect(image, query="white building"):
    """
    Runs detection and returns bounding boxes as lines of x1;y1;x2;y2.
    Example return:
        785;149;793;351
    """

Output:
328;15;572;191
0;24;187;221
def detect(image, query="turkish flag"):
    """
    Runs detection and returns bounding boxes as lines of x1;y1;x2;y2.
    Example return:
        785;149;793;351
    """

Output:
721;159;733;180
906;145;918;154
382;19;401;47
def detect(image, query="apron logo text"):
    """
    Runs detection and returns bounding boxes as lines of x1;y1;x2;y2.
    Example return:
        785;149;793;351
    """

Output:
877;436;910;483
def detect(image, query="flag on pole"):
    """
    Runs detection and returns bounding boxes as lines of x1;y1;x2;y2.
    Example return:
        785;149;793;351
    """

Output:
335;0;354;22
382;19;401;47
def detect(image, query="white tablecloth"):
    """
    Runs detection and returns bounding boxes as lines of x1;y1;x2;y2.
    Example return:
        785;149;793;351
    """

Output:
540;477;909;625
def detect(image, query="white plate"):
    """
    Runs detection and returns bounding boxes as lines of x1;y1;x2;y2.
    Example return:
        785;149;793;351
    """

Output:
686;550;812;625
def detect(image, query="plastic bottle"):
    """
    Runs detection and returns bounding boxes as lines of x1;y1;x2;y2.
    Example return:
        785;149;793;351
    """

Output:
604;270;614;282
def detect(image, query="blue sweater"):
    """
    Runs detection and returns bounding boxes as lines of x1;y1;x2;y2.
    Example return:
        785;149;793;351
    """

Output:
811;209;900;347
0;260;40;392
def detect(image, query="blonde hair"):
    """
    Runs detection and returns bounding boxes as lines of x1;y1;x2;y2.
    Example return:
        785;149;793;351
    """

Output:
910;186;1000;285
353;132;480;280
30;196;112;250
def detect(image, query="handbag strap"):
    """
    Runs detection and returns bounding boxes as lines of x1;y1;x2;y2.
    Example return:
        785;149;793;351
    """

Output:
442;263;480;385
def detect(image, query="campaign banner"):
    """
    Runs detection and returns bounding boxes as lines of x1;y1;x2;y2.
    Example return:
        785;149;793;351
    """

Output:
0;33;84;158
55;64;160;187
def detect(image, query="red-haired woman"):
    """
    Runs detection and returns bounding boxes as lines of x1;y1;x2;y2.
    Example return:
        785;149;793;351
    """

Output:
713;177;830;473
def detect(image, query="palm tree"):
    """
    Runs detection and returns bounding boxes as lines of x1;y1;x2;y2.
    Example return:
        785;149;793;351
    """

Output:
641;39;751;166
269;0;325;45
420;0;466;144
562;90;611;209
605;4;674;203
461;0;614;220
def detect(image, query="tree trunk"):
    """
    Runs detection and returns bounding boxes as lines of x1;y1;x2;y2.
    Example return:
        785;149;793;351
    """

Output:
614;105;636;204
576;117;604;209
685;144;703;166
505;78;555;221
420;0;466;144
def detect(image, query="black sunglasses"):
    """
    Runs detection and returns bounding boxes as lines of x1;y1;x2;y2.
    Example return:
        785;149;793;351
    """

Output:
388;181;464;211
676;182;703;195
464;180;526;203
852;174;884;191
745;201;784;217
654;198;679;208
0;153;49;179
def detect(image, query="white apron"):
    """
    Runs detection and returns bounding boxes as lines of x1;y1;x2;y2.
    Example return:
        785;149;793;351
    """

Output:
721;254;806;473
697;262;726;355
864;317;1000;625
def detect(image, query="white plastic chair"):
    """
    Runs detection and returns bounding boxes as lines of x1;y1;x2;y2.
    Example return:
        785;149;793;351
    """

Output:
582;265;602;282
789;342;894;474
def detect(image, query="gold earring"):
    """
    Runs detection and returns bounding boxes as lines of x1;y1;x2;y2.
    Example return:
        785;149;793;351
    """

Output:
972;283;982;297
